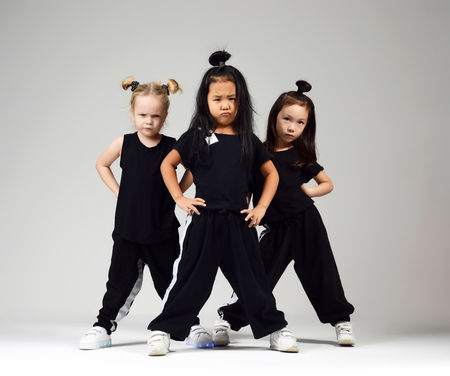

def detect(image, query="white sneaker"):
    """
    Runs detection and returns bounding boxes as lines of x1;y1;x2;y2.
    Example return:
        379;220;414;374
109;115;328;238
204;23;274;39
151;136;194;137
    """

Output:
79;326;111;350
186;325;214;348
212;320;230;347
147;331;170;356
335;321;356;346
269;328;299;353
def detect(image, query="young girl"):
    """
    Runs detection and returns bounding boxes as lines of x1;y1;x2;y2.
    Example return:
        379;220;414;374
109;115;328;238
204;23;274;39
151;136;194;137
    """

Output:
79;76;211;350
146;51;299;356
215;80;356;346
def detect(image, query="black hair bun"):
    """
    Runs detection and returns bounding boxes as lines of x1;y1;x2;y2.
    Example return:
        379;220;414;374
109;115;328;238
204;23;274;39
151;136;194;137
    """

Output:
209;50;231;67
295;80;312;94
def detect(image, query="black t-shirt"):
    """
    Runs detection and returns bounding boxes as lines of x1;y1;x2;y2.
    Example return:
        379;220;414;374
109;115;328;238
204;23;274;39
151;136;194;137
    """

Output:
114;133;180;243
174;131;272;211
251;148;324;224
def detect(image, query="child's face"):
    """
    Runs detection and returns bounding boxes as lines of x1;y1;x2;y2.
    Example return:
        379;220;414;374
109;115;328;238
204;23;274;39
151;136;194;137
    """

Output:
275;104;308;149
131;95;167;139
207;80;237;129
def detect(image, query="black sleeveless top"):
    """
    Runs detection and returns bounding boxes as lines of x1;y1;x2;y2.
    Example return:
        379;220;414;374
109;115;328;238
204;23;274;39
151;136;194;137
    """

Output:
114;133;180;244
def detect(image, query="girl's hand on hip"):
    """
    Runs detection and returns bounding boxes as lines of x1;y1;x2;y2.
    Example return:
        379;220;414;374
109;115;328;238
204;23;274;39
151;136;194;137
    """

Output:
176;196;206;216
241;205;266;228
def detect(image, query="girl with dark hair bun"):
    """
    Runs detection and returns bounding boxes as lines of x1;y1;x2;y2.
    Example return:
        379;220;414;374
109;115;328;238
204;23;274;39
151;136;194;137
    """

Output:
217;80;356;347
147;51;299;356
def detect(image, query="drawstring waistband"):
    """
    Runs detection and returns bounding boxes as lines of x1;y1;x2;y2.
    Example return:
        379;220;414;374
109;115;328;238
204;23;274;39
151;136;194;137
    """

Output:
218;209;236;221
268;213;301;229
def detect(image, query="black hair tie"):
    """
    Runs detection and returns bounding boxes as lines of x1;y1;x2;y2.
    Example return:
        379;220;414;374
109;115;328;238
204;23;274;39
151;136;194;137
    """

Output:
161;84;170;96
131;81;139;92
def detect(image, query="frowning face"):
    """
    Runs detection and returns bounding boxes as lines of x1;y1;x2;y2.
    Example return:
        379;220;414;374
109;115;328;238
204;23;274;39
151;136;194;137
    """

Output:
131;94;167;140
207;80;237;130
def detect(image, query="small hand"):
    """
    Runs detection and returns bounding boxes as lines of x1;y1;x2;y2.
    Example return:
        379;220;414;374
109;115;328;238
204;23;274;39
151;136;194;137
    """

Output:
175;196;206;216
240;205;266;228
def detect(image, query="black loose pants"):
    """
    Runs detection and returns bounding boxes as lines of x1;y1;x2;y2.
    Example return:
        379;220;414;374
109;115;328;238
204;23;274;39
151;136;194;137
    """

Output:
219;205;354;330
95;232;186;333
148;210;287;340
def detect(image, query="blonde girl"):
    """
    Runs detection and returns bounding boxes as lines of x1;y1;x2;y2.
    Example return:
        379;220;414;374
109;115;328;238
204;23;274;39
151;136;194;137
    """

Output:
79;77;209;350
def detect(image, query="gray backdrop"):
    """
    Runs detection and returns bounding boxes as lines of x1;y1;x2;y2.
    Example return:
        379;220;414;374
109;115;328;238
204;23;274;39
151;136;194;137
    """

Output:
1;0;449;333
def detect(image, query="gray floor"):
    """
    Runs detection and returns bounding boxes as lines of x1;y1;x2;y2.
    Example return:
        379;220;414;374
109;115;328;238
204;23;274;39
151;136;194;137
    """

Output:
2;314;449;375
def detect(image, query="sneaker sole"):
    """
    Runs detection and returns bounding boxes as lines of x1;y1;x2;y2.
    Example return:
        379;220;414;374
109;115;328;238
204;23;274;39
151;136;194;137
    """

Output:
338;339;356;346
148;345;169;356
186;338;214;348
270;343;299;353
79;340;112;350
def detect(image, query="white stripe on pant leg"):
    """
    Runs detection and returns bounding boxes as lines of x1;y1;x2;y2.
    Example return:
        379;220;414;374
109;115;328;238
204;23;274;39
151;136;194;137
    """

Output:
258;224;270;242
218;290;240;319
110;258;145;331
160;214;193;312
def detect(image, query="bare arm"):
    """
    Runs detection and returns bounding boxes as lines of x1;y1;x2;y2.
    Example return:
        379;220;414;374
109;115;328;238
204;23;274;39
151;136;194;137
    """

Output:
301;170;333;198
179;168;194;194
160;149;205;215
95;136;123;197
241;159;279;227
246;192;252;206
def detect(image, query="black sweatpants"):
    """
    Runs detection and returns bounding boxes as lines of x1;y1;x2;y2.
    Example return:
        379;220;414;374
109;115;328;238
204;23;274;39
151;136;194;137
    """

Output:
148;209;287;341
94;232;192;334
218;205;354;330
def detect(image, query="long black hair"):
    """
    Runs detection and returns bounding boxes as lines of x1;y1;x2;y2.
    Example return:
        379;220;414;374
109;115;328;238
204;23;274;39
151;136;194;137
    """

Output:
185;50;255;166
265;80;317;168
